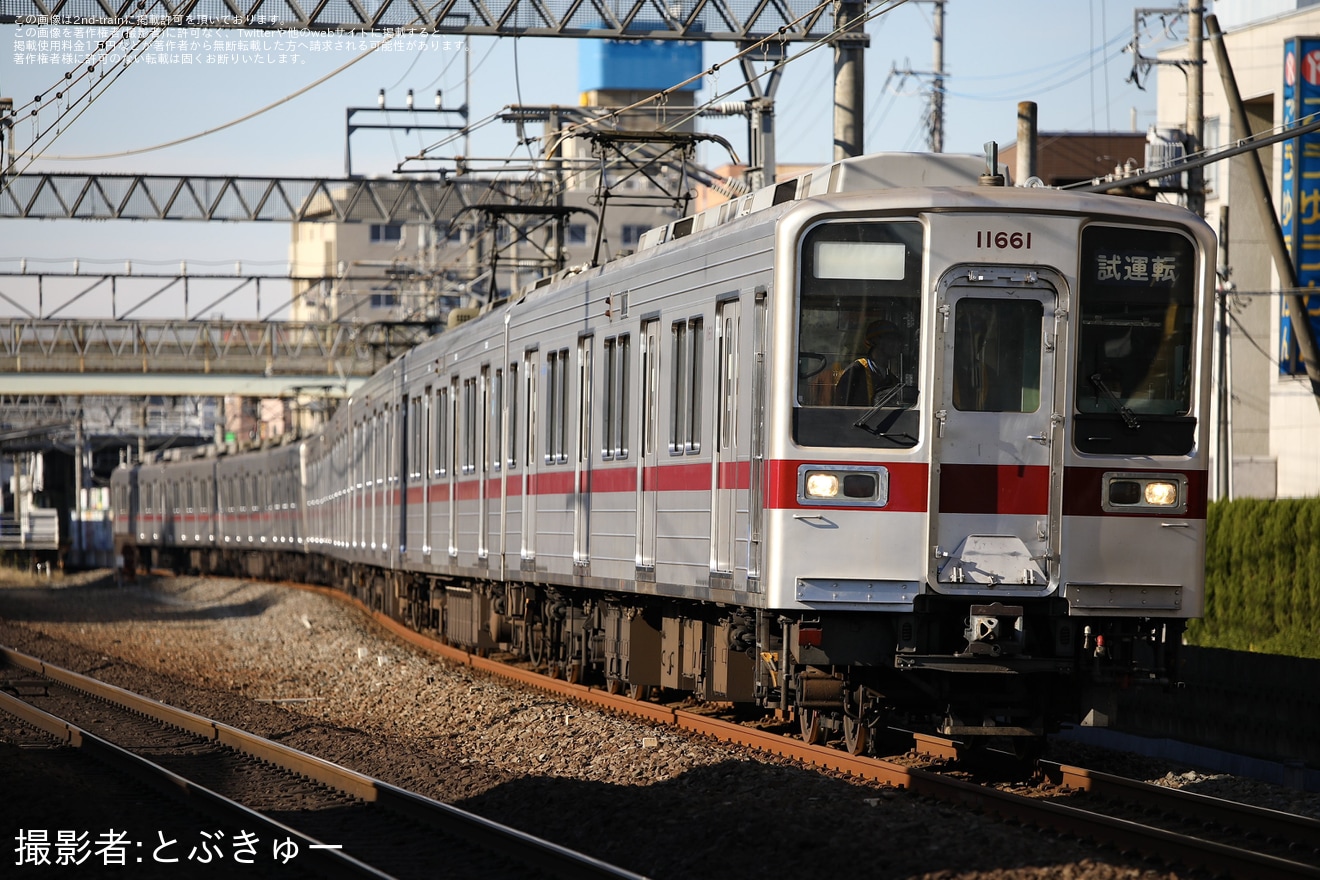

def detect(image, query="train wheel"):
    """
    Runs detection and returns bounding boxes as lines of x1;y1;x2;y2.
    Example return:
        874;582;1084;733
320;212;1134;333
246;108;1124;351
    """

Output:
798;708;823;746
842;714;868;756
528;623;546;667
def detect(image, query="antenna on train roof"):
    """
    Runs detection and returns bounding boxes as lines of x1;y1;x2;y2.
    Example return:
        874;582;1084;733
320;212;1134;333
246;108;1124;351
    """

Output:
980;141;1006;186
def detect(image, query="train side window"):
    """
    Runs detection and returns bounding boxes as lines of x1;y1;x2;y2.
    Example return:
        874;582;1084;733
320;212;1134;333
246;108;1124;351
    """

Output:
640;322;658;457
409;394;422;482
602;334;631;460
490;366;502;472
718;312;737;450
579;337;593;464
463;377;478;475
670;318;702;454
507;361;519;469
618;335;631;458
422;386;433;478
385;405;395;485
524;350;538;467
602;337;617;460
433;385;449;477
546;348;569;464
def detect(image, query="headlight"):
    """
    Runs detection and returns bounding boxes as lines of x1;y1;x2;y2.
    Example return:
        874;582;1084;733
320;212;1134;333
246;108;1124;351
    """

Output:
1102;472;1186;514
804;472;840;499
1143;481;1178;506
797;466;888;507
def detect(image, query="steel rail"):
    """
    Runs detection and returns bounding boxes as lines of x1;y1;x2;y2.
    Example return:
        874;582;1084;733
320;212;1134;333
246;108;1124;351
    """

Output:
0;683;393;879
0;645;652;880
309;585;1320;879
1047;762;1320;863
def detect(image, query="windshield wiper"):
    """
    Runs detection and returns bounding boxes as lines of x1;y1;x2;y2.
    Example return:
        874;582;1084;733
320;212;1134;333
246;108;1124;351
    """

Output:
1089;373;1140;429
853;381;914;435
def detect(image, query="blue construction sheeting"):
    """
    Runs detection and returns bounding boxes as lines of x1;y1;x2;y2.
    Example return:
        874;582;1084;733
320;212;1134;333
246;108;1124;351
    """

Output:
579;40;703;92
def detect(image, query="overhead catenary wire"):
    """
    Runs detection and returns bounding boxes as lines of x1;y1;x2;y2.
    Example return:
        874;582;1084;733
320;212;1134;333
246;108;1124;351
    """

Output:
12;30;410;167
391;0;918;293
5;23;172;178
7;0;907;302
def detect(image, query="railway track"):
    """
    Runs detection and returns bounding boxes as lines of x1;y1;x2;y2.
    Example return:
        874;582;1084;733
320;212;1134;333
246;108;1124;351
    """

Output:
316;583;1320;880
0;646;649;880
1041;761;1320;873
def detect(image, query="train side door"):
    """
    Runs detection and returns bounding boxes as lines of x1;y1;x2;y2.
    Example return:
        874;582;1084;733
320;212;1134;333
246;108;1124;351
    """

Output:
931;270;1062;595
711;297;740;578
636;320;659;571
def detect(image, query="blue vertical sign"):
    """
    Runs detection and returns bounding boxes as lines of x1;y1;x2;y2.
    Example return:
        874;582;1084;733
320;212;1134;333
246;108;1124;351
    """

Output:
1280;38;1320;374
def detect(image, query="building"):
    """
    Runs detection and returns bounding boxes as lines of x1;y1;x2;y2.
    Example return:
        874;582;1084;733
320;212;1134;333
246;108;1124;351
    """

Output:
288;40;709;329
998;133;1151;188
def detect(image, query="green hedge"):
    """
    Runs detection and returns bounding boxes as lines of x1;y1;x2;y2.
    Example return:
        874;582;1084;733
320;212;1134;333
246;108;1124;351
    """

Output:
1185;497;1320;658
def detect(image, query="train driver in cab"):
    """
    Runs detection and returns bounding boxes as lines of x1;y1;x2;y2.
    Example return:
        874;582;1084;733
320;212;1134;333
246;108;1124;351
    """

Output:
836;320;906;406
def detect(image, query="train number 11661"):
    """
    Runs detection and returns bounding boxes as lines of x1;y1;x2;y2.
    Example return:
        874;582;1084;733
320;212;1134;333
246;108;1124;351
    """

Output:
976;230;1032;249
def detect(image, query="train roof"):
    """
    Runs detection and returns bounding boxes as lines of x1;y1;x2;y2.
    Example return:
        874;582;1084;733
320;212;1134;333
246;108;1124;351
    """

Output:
636;152;989;253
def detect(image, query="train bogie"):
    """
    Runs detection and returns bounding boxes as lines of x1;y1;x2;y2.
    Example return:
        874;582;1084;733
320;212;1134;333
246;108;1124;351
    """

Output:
115;153;1216;750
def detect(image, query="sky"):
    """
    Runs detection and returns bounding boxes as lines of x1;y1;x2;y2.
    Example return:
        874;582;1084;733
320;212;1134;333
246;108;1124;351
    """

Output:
0;0;1198;320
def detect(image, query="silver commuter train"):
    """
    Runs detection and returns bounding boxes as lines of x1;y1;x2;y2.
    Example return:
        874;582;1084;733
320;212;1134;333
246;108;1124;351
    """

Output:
112;153;1216;751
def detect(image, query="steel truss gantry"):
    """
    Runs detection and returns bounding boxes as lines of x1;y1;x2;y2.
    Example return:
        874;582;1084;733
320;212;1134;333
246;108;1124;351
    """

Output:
0;174;547;223
0;0;830;42
0;317;432;397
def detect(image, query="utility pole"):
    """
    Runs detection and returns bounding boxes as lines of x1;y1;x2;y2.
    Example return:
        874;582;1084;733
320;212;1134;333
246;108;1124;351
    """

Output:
1186;0;1205;217
833;0;868;159
887;0;948;153
931;0;945;153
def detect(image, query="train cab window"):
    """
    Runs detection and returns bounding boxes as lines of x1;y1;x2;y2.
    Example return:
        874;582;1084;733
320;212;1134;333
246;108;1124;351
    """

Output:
1074;225;1197;455
794;220;923;449
952;298;1043;412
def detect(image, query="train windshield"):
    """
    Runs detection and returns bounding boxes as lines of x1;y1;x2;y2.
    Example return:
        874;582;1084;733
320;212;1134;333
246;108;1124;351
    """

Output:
1074;225;1198;455
794;220;924;448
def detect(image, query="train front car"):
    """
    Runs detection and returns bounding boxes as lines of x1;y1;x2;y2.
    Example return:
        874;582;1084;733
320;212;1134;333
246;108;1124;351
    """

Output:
769;185;1215;751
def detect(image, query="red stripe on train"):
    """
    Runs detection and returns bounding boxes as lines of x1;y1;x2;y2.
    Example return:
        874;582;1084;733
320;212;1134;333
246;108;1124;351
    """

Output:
1062;466;1207;519
938;463;1050;515
763;460;930;512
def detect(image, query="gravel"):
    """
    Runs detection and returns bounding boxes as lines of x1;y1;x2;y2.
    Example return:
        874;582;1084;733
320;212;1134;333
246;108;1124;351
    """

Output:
2;569;1314;879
